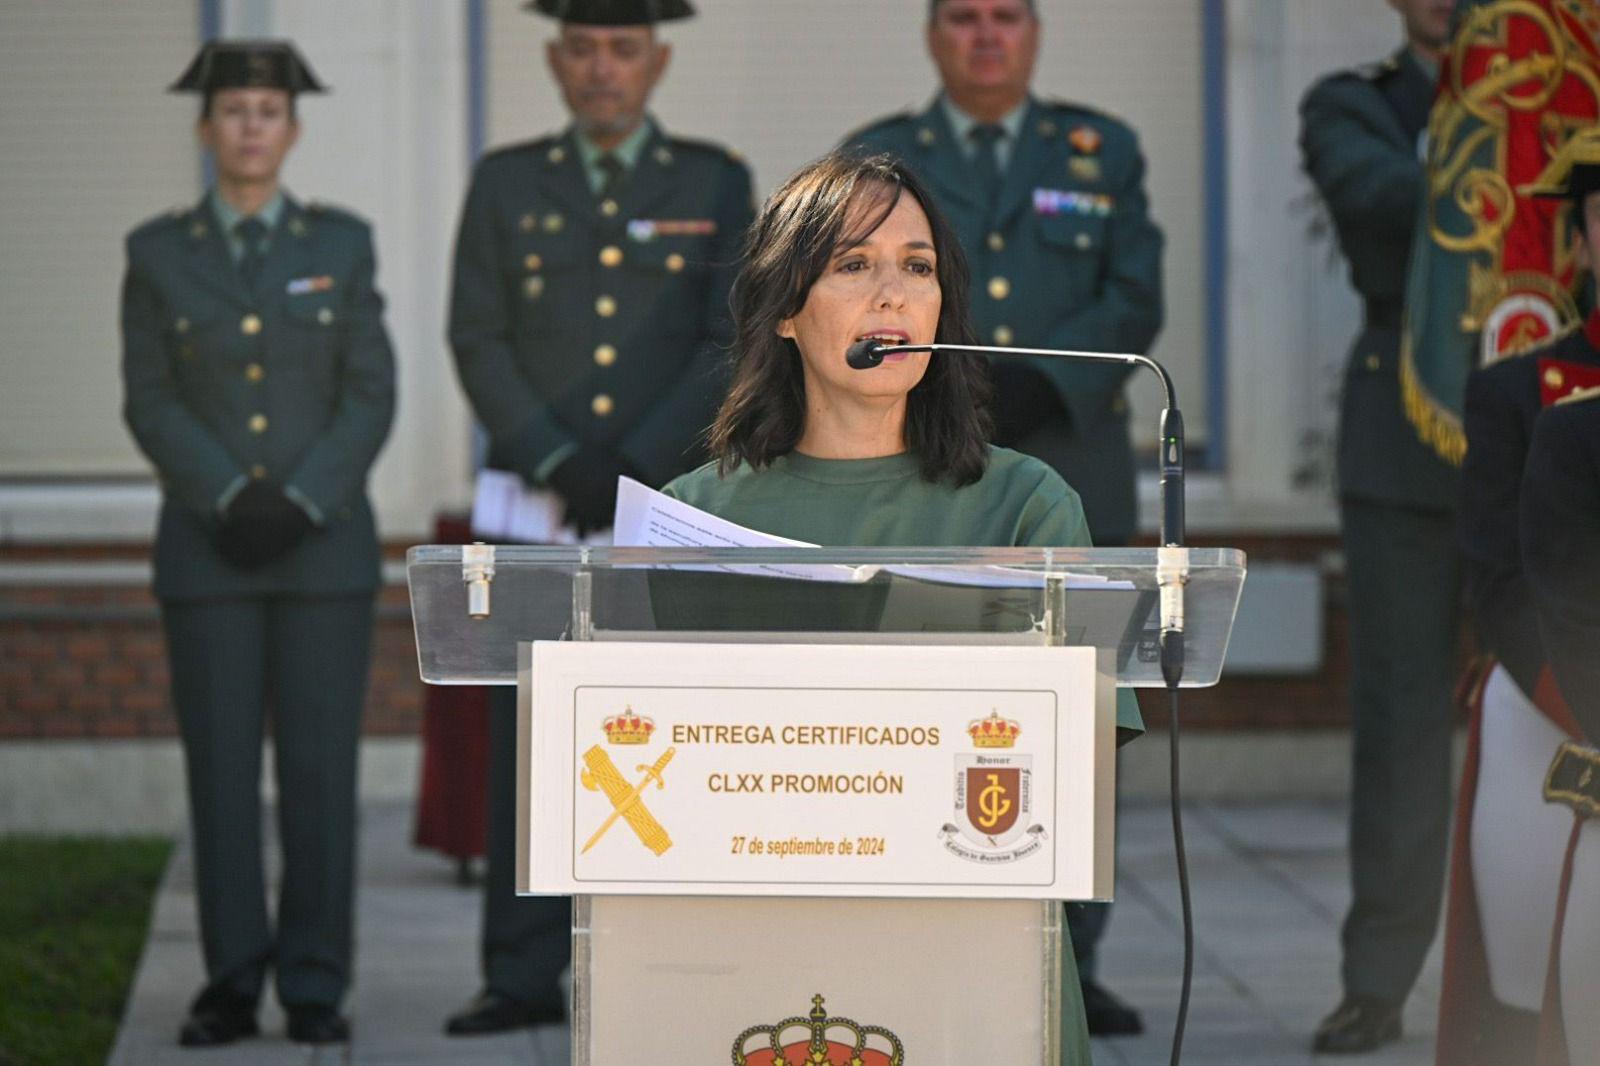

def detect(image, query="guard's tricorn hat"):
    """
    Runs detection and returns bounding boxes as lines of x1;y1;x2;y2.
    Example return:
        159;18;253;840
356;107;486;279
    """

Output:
169;40;327;94
1522;126;1600;203
525;0;695;25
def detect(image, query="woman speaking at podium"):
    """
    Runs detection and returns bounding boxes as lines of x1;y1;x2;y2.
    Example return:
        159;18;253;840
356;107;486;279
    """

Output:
664;150;1140;1064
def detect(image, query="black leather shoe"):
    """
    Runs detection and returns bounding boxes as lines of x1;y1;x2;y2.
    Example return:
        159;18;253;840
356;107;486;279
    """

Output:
177;993;258;1048
1081;978;1144;1036
286;1005;350;1044
444;990;564;1036
1312;996;1402;1054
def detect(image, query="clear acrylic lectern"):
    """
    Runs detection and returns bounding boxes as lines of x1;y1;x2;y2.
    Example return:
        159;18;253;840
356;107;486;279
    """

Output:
408;546;1245;1065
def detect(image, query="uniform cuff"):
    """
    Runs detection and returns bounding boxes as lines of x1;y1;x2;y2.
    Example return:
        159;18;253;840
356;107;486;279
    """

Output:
282;484;325;526
533;443;580;487
215;475;249;516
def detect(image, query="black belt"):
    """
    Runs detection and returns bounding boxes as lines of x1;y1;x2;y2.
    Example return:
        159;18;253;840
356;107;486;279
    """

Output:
1546;741;1600;819
1364;304;1402;330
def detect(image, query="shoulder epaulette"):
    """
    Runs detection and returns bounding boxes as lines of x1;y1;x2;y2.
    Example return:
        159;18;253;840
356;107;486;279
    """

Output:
130;206;191;241
306;200;367;227
843;110;916;143
662;132;739;163
1554;383;1600;406
1350;52;1402;83
1043;97;1124;125
480;135;556;165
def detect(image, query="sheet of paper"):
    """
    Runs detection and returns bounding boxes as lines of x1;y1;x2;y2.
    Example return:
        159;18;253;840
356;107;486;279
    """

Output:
612;478;858;582
612;478;1131;589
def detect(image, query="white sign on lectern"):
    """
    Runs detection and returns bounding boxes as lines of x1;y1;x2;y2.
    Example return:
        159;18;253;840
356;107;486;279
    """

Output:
519;641;1115;901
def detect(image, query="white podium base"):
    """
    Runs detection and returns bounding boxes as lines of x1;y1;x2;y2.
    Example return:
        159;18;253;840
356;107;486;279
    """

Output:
575;896;1061;1064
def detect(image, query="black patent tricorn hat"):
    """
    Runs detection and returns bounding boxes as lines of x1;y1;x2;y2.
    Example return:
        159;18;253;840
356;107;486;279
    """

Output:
169;40;327;94
526;0;695;25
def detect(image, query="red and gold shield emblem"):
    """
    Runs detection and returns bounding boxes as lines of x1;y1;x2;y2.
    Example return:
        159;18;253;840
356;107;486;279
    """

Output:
965;766;1022;838
950;754;1033;851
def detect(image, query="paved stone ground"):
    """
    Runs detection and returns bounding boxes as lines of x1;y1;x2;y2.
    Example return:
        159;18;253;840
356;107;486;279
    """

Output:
110;799;1440;1065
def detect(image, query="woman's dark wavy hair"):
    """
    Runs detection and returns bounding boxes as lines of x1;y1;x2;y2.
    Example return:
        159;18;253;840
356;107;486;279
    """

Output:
707;150;993;486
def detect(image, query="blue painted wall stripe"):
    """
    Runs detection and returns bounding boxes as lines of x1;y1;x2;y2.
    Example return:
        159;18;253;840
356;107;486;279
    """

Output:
1201;0;1228;472
198;0;221;188
467;0;487;162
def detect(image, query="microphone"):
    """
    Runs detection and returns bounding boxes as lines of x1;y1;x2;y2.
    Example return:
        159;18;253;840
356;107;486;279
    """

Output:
853;338;1189;685
845;338;891;369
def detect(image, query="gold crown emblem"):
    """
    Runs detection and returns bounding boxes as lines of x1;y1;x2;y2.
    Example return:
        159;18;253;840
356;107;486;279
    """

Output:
602;708;654;745
968;711;1020;749
733;994;903;1066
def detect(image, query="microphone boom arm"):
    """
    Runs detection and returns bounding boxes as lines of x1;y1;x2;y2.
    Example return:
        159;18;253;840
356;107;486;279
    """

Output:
863;341;1185;553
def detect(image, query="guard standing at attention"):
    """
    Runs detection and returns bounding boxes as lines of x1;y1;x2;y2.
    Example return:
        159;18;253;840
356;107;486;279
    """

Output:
444;0;753;1036
1519;386;1600;1066
1298;0;1456;1054
1436;130;1600;1066
120;40;396;1048
845;0;1163;1036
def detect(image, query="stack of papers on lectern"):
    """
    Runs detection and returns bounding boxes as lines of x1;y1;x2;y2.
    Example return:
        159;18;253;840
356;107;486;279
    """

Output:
611;478;1125;589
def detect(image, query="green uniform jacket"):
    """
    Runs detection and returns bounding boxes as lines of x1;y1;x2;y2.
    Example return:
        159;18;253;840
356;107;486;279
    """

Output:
449;126;754;489
846;97;1164;542
121;195;396;601
1300;49;1456;510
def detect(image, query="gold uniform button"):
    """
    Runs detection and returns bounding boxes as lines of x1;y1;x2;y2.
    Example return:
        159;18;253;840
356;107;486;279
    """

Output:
520;213;536;232
665;253;686;273
250;464;268;480
654;146;674;166
917;127;936;146
1365;354;1381;372
994;325;1014;346
245;363;265;383
596;295;617;318
524;253;543;271
591;393;615;417
1074;233;1093;250
599;245;624;268
175;317;190;334
987;233;1005;252
594;344;618;367
1545;366;1566;389
248;413;269;434
240;314;262;336
524;276;545;300
988;277;1011;301
547;146;566;164
316;307;334;326
543;212;564;233
600;199;620;218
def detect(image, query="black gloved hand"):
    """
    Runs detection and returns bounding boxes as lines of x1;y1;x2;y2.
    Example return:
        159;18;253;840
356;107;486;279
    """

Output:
547;446;628;536
217;480;315;570
990;360;1067;446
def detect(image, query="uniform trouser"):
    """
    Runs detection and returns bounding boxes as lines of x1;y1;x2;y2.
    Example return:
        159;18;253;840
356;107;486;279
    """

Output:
1338;498;1459;1002
1560;819;1600;1054
161;594;374;1010
480;685;571;1005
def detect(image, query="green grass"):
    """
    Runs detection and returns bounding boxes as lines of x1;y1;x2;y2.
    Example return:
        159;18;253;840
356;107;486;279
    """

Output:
0;836;171;1066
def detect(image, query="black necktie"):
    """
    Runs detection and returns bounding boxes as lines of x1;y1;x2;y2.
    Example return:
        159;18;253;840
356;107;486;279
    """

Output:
235;217;268;290
969;124;1005;210
597;153;626;202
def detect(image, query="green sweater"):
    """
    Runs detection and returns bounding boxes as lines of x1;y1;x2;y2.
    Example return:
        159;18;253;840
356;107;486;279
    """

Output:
666;444;1112;1064
664;446;1142;736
